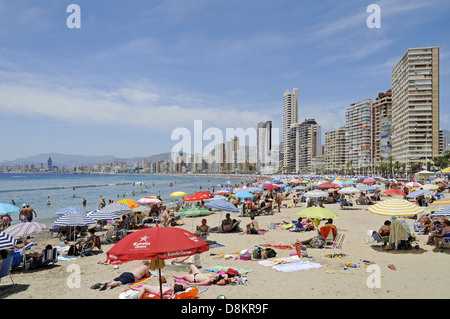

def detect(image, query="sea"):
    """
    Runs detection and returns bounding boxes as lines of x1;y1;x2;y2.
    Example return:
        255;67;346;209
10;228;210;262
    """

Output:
0;173;250;226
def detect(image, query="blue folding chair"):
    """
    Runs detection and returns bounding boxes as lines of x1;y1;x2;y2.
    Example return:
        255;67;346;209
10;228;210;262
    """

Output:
0;255;15;285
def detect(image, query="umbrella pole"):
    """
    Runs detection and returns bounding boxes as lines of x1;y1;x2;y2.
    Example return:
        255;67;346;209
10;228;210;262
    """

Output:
158;268;163;299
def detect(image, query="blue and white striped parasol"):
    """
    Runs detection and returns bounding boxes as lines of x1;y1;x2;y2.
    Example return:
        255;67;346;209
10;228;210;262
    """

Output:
204;200;239;213
54;212;96;226
0;231;17;250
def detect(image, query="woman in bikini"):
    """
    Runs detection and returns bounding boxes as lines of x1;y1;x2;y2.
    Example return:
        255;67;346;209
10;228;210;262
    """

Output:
173;265;230;286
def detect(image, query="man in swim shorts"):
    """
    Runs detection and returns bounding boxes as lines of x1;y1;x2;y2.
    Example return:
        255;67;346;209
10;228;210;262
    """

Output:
93;260;151;291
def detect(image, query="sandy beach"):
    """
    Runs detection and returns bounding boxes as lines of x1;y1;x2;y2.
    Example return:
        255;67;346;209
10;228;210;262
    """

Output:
1;188;449;300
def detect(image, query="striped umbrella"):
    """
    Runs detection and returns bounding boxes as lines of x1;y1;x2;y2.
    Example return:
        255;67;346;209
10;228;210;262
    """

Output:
54;212;96;226
137;197;163;205
429;199;450;206
304;190;329;198
175;206;212;217
88;210;121;222
367;199;424;217
2;222;49;238
116;199;139;209
99;203;132;215
0;231;17;250
430;206;450;218
56;206;86;216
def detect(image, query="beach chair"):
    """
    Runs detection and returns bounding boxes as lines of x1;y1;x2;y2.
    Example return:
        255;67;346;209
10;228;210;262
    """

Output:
101;225;116;244
40;247;58;266
371;231;388;247
322;233;346;257
436;233;450;249
0;255;15;285
413;222;426;235
79;240;95;257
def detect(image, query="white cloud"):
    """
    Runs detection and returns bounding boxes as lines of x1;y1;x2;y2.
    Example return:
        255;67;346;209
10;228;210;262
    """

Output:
0;71;270;132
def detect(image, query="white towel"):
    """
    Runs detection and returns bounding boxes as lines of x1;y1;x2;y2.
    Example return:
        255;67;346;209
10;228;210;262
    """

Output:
272;261;322;272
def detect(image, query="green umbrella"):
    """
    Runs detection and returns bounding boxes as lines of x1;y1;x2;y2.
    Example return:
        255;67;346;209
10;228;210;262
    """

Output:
175;206;212;217
296;207;339;220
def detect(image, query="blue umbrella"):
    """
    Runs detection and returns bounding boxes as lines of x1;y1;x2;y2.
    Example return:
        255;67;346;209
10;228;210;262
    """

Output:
0;203;20;215
234;191;254;199
56;206;86;216
204;200;239;213
406;189;436;198
0;231;17;250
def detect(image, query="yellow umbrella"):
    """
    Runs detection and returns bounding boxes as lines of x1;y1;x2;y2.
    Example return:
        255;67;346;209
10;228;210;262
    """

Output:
367;199;424;217
170;191;187;197
442;167;450;173
422;184;439;190
116;199;139;209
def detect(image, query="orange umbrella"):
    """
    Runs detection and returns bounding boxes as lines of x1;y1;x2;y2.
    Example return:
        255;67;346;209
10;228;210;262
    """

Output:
116;199;139;209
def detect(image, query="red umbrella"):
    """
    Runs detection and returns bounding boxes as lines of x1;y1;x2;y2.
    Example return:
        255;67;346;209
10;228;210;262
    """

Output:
183;191;214;202
384;189;406;196
362;178;376;185
263;184;278;190
316;183;342;190
106;226;209;298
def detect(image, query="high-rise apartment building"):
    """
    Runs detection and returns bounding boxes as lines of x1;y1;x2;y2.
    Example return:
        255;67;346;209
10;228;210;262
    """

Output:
291;118;321;173
371;89;392;166
283;88;298;169
325;127;346;172
391;47;439;166
257;121;272;173
345;99;372;170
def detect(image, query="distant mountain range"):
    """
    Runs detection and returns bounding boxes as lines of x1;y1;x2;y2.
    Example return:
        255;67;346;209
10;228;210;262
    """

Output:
0;152;171;167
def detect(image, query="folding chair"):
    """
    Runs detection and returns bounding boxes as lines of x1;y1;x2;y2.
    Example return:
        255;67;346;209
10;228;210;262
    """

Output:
371;231;388;247
413;222;426;235
322;233;346;257
40;247;59;266
436;233;450;249
0;255;15;285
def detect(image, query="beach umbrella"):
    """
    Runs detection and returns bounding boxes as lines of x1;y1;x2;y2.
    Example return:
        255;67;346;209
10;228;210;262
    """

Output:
356;184;376;192
430;206;450;218
175;206;212;217
422;184;439;191
116;199;140;209
210;195;227;200
204;200;239;213
2;222;48;238
54;212;96;226
218;187;234;192
0;203;20;215
214;190;232;195
170;192;187;197
56;206;86;216
0;231;17;250
406;189;436;198
99;203;132;215
316;183;341;190
183;192;214;202
137;197;163;205
429;199;450;206
88;210;121;222
338;187;360;194
296;207;339;219
106;226;209;299
383;189;406;196
367;199;424;217
362;178;376;185
405;182;422;188
304;190;328;198
263;184;278;190
233;191;254;199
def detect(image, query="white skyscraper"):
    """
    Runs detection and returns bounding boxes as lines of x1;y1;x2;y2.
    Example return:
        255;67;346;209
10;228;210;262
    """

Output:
283;88;298;169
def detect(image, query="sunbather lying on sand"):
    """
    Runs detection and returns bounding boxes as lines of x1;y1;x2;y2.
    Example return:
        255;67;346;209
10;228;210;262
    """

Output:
173;264;230;286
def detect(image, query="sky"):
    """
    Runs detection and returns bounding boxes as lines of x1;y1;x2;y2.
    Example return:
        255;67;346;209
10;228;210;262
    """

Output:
0;0;449;162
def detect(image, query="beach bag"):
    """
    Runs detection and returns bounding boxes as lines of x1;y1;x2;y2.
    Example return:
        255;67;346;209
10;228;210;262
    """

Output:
265;248;277;258
253;246;262;259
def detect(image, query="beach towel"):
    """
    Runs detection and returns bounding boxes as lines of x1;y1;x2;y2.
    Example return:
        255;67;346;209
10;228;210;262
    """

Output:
260;243;294;250
210;252;240;260
58;254;80;262
204;266;253;275
125;276;152;288
258;256;300;267
272;261;322;272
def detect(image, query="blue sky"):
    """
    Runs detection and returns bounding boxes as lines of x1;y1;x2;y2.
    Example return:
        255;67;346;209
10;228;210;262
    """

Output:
0;0;449;162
